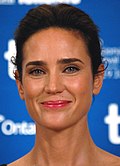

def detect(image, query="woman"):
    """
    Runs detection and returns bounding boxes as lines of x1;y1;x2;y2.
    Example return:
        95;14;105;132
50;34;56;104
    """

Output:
1;3;120;166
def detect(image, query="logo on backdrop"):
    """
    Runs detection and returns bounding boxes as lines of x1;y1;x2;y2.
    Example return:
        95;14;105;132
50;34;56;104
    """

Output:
4;39;120;80
0;0;82;5
104;103;120;144
0;114;35;135
101;39;120;79
4;39;16;80
0;0;15;5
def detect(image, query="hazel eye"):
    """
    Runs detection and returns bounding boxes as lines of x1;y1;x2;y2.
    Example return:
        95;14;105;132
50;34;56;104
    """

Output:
63;66;80;74
29;68;45;76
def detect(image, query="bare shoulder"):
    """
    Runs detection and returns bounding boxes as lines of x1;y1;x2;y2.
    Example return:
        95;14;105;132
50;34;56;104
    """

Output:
7;147;120;166
97;147;120;166
8;152;32;166
8;157;27;166
107;154;120;166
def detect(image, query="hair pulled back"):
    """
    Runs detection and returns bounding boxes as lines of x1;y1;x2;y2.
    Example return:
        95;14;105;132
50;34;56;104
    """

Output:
14;3;103;81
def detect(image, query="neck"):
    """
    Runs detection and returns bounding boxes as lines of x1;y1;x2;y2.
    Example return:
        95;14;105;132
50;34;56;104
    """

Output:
31;115;97;166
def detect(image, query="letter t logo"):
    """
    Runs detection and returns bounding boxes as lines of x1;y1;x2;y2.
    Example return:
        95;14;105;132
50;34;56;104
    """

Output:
4;39;16;80
104;104;120;144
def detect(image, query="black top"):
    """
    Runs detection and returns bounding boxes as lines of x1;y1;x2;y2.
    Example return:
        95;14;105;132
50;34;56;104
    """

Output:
0;164;7;166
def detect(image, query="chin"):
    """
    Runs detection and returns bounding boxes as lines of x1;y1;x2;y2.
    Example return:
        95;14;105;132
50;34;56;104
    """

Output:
37;118;72;132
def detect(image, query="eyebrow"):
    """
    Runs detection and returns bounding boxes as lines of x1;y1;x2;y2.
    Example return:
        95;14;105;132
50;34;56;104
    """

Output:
26;58;84;68
57;58;84;65
26;61;47;67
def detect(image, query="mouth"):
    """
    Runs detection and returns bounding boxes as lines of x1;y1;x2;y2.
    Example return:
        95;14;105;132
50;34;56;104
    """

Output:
41;100;72;109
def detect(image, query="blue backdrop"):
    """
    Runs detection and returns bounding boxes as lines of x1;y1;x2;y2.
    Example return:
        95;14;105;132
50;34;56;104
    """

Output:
0;0;120;164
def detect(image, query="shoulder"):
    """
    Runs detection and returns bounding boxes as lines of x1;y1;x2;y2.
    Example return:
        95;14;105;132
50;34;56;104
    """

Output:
8;158;28;166
8;158;25;166
97;147;120;166
8;151;32;166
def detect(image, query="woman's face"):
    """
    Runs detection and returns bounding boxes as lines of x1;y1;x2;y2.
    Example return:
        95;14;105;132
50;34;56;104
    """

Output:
16;28;103;130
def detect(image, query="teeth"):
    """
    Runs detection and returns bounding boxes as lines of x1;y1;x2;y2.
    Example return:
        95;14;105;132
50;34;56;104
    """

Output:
43;100;68;104
41;100;71;107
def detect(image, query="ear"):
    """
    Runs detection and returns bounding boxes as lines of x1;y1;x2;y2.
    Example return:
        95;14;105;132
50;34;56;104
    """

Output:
93;64;104;95
15;70;25;100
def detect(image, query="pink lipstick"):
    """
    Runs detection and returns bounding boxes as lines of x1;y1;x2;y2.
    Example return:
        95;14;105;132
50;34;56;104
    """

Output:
41;100;71;109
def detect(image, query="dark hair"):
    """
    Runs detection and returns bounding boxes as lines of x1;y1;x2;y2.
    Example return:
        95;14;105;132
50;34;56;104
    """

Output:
13;3;103;81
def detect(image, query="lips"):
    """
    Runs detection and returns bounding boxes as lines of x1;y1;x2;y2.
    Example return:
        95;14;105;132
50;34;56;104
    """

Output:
41;100;72;109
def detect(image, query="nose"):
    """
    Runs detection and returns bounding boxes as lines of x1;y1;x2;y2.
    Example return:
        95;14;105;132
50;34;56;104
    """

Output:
44;73;64;94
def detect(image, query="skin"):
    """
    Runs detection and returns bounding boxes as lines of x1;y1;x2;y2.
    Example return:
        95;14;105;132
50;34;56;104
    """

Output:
9;28;120;166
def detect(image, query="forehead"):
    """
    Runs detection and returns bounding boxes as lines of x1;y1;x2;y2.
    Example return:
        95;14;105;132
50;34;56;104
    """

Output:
22;27;90;62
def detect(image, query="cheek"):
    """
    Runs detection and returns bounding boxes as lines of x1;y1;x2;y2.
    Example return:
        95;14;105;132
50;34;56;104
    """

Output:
23;78;44;99
22;79;45;119
65;75;93;96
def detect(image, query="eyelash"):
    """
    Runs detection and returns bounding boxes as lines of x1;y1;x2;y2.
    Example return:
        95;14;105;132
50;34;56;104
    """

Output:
63;66;80;74
28;65;80;77
29;68;46;76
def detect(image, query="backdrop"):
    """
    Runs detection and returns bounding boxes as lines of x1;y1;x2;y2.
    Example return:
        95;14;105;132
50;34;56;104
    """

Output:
0;0;120;164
